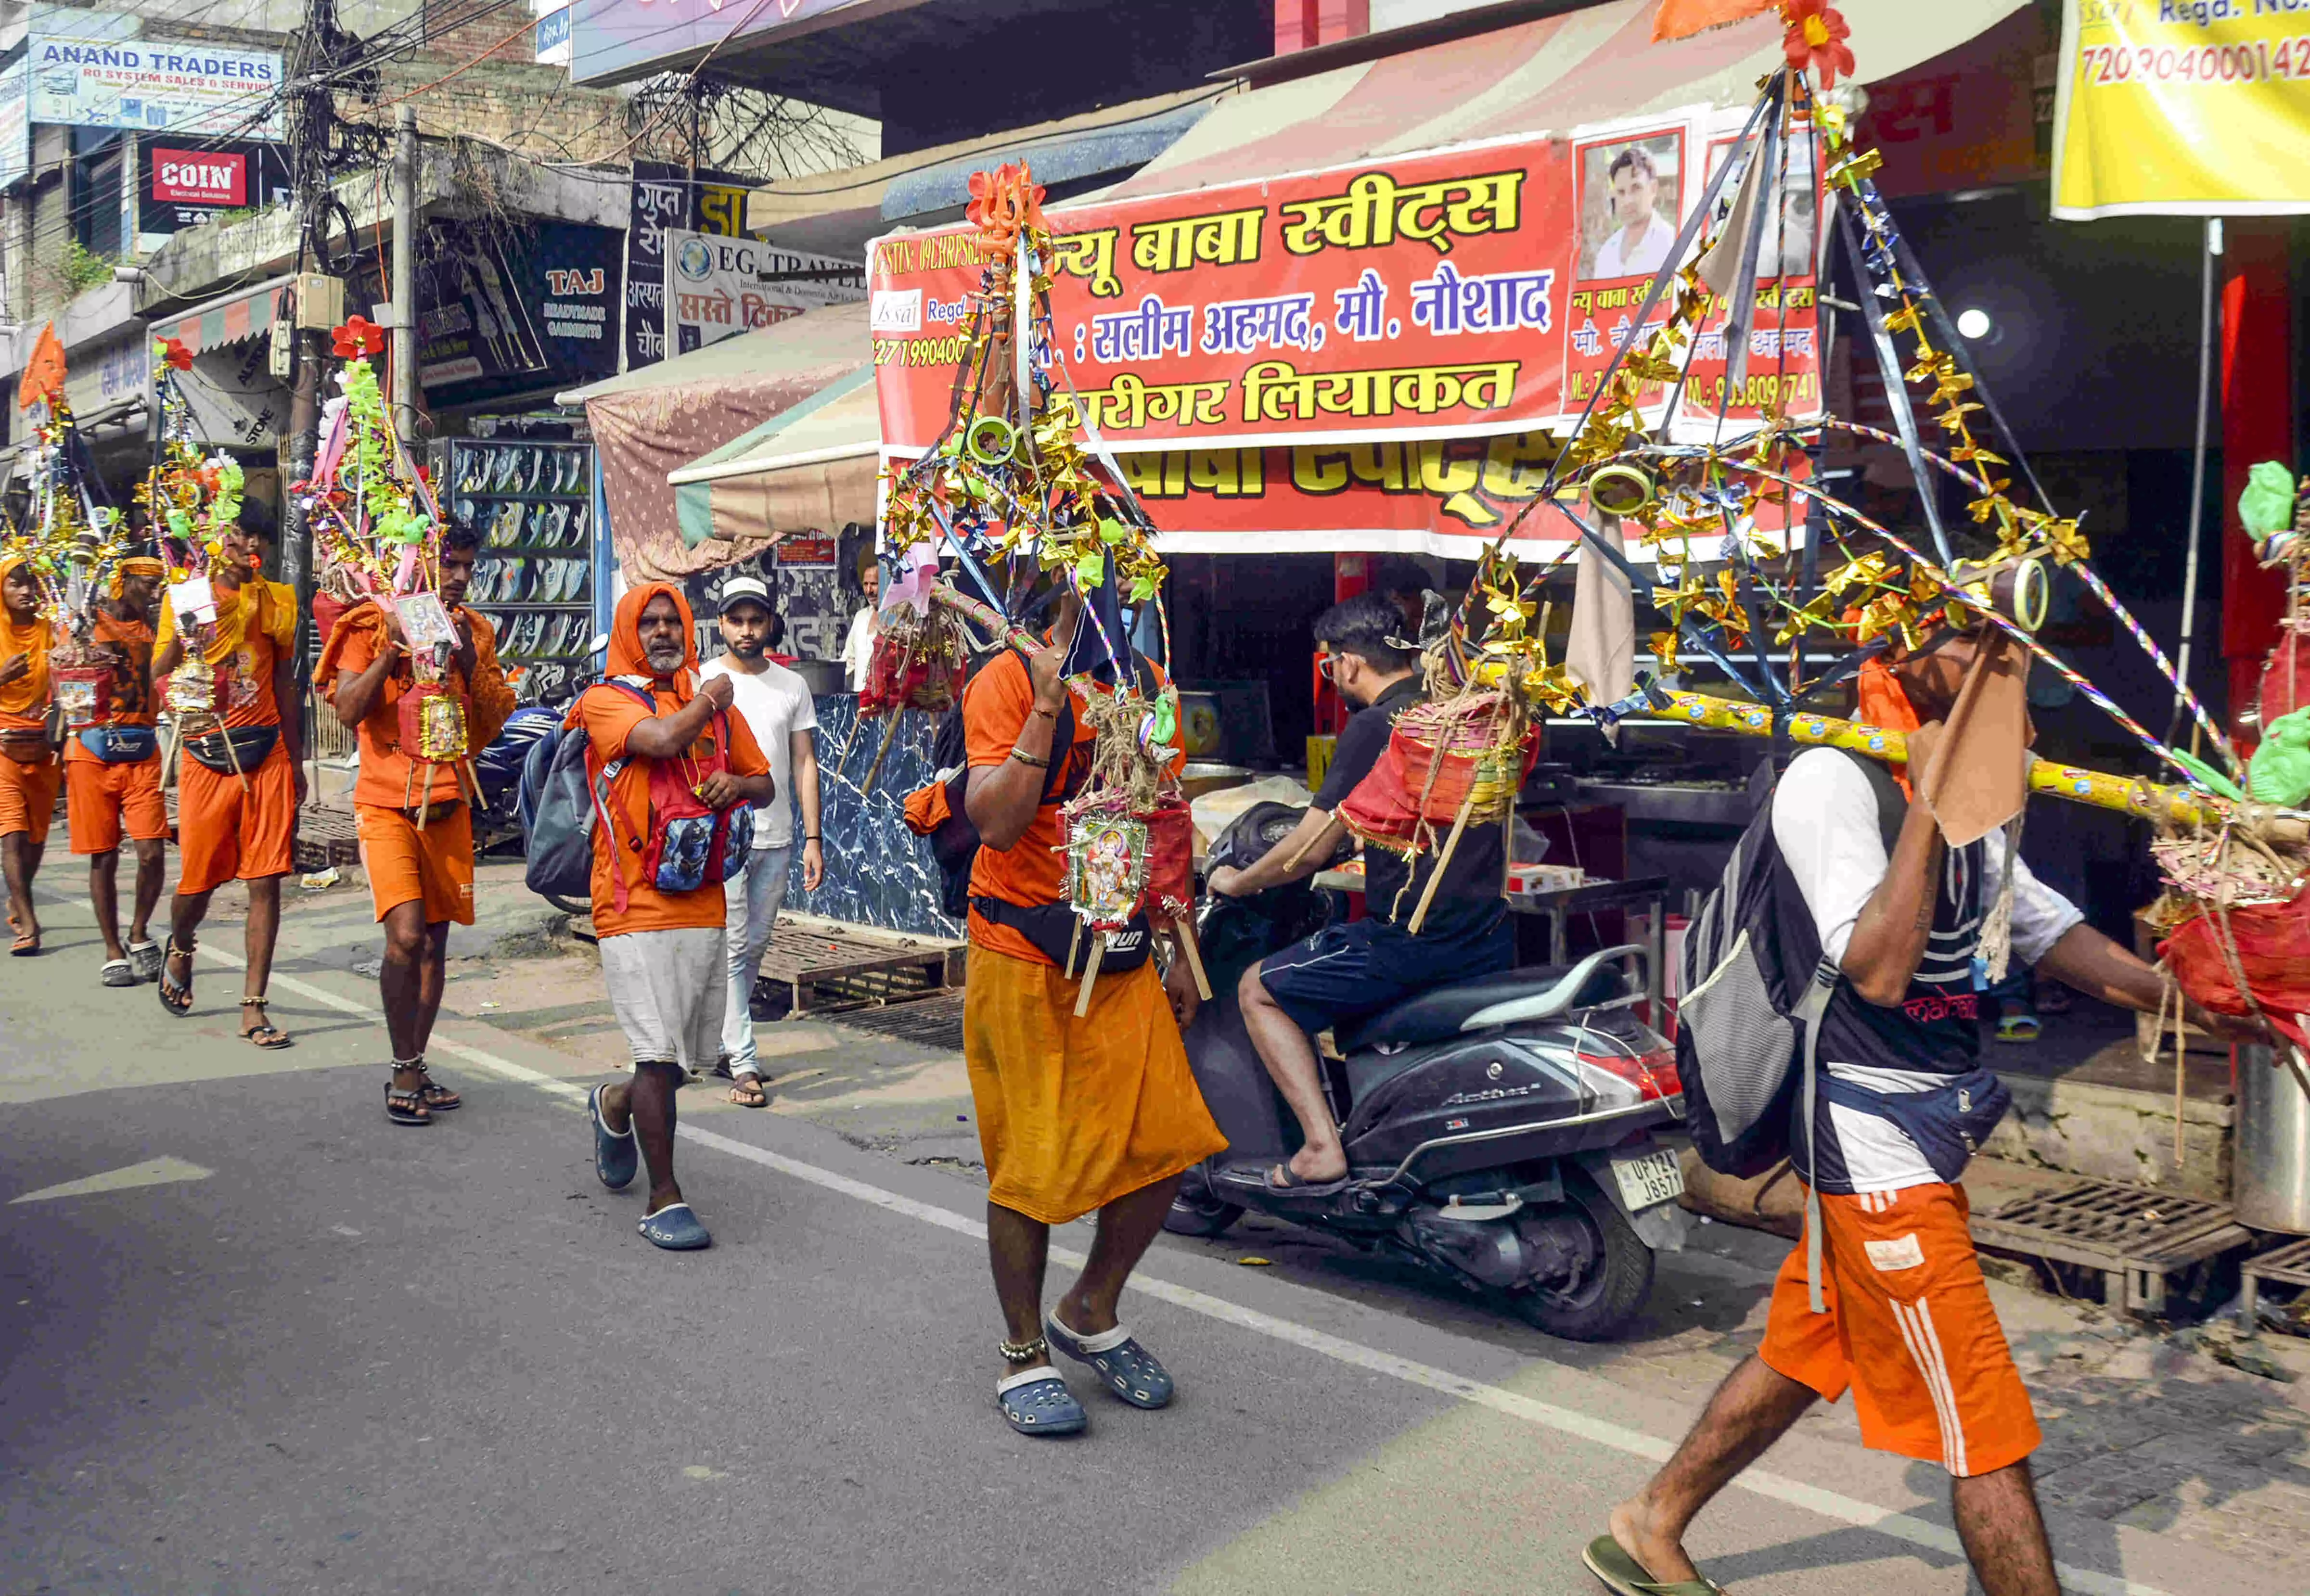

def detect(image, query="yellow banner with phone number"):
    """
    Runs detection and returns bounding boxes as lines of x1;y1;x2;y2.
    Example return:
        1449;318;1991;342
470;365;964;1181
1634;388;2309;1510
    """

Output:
2053;0;2310;218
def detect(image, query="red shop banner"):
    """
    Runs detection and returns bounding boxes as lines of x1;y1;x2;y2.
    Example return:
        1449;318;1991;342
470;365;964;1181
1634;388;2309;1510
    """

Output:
870;109;1823;456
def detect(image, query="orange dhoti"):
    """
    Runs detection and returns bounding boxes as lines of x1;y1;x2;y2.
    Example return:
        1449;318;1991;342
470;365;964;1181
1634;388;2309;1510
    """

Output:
65;754;167;855
176;742;296;895
357;802;475;925
962;944;1227;1225
0;752;61;845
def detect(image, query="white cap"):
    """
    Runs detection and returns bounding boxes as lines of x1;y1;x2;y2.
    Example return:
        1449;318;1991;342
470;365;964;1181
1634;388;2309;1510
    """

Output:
717;575;772;615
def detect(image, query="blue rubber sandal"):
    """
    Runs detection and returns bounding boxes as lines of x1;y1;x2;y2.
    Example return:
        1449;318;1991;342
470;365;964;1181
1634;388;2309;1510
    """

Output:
1046;1313;1174;1409
996;1366;1086;1436
637;1203;711;1251
589;1085;638;1191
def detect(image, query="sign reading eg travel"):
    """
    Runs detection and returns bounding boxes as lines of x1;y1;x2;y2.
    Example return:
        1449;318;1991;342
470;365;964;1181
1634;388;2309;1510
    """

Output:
29;35;283;138
2052;0;2310;217
663;228;864;356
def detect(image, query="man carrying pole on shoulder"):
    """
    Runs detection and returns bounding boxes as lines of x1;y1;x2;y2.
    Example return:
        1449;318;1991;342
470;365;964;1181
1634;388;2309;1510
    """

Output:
318;520;513;1125
153;522;304;1047
65;554;169;985
0;553;58;957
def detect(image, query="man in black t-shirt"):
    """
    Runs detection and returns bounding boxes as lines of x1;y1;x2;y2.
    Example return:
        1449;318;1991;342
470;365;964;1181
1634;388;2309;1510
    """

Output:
1208;595;1514;1191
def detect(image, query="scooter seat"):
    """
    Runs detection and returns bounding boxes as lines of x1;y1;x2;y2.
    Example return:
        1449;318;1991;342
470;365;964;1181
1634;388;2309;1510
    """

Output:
1337;959;1628;1053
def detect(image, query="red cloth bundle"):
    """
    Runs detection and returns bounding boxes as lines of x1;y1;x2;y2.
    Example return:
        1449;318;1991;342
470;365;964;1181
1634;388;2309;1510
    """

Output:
1338;707;1539;853
1143;799;1195;918
859;630;964;716
2160;886;2310;1049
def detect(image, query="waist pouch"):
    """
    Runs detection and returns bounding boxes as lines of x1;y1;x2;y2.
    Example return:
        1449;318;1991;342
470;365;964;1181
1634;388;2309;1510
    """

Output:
972;894;1153;976
0;727;53;765
1816;1066;2012;1186
185;724;280;775
78;725;159;764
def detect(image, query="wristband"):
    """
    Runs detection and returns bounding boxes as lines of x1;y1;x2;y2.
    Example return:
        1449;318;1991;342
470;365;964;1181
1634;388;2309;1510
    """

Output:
1009;746;1051;768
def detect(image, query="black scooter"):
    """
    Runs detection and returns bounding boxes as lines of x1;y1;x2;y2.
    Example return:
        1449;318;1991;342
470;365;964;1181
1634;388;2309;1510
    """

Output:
1168;804;1690;1341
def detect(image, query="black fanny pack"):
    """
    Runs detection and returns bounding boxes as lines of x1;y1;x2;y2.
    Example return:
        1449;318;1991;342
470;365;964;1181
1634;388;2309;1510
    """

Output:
971;895;1154;976
78;725;159;765
184;724;280;775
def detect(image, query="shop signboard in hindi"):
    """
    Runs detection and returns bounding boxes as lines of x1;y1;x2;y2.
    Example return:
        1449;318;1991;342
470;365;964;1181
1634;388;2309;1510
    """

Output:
871;108;1821;453
418;220;622;403
624;165;804;370
2052;0;2310;218
664;228;863;356
27;32;284;137
776;535;838;567
0;60;28;189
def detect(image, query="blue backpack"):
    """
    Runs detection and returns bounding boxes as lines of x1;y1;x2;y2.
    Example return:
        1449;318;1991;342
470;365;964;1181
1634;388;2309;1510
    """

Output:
522;682;654;901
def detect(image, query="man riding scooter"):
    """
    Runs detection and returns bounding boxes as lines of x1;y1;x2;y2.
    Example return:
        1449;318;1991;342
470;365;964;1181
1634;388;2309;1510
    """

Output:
1207;593;1514;1193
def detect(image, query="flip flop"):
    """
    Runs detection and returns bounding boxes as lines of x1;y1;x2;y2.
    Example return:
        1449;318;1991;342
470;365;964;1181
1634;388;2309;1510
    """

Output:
100;959;135;987
589;1084;638;1191
1997;1014;2042;1044
995;1366;1086;1436
10;931;38;957
1219;1161;1348;1197
1581;1535;1726;1596
1046;1312;1174;1409
637;1203;711;1251
157;937;194;1017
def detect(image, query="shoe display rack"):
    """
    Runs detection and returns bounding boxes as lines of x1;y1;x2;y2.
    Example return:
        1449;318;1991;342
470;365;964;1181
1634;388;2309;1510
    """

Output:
447;437;597;665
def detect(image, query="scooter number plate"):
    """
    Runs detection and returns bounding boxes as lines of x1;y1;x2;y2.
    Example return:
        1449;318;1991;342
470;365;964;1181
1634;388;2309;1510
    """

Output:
1610;1148;1685;1211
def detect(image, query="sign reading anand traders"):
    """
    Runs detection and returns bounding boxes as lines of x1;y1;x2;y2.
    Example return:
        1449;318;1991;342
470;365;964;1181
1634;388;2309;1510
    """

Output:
29;34;283;137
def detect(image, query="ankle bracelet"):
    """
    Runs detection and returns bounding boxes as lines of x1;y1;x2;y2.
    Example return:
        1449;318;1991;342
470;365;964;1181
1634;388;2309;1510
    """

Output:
999;1336;1048;1364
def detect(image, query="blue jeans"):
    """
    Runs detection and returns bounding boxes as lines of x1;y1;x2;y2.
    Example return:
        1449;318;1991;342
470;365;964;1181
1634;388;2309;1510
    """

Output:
722;845;794;1075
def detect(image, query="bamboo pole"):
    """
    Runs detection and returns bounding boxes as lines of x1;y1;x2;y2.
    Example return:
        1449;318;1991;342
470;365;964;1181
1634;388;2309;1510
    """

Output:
1074;932;1105;1018
1406;787;1479;936
1657;691;2310;841
1172;913;1212;1001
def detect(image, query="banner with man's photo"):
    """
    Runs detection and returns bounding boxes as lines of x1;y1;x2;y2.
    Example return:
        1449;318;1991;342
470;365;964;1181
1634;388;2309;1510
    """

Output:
870;107;1822;458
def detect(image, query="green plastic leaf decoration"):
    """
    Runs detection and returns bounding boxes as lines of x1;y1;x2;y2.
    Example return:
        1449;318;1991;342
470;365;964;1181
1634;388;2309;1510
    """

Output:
2247;708;2310;806
2167;747;2245;803
1149;690;1177;744
1129;575;1158;602
2241;460;2298;537
1075;551;1105;587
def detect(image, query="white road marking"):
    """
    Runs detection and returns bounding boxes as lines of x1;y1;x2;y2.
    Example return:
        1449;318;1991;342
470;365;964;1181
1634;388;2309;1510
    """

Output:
215;955;2161;1596
10;1155;214;1205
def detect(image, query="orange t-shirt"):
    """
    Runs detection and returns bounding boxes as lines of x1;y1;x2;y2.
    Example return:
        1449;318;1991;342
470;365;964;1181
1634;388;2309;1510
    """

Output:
64;610;156;765
328;604;516;808
962;650;1182;965
156;578;296;728
578;677;770;938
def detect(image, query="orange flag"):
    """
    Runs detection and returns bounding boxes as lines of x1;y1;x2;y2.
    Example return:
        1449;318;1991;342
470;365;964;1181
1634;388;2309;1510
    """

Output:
1652;0;1777;43
16;322;64;412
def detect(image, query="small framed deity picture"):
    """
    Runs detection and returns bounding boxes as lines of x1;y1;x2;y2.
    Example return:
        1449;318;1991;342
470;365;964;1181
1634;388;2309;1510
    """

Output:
394;591;458;650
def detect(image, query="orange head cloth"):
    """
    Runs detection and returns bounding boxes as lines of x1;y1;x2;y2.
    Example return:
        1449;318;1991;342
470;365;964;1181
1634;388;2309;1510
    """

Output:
110;555;165;600
606;580;697;702
0;554;54;716
1855;652;1923;797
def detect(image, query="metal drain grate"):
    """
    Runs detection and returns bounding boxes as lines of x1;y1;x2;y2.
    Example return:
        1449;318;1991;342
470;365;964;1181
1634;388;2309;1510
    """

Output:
829;991;966;1051
2242;1237;2310;1338
1972;1177;2249;1315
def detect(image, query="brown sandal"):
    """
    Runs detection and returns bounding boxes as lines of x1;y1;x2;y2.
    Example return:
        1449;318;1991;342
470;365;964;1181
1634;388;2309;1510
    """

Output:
728;1073;768;1108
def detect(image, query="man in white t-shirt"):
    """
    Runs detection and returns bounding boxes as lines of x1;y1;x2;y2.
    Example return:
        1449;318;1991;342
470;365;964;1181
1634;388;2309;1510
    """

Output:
702;575;825;1104
1591;145;1674;281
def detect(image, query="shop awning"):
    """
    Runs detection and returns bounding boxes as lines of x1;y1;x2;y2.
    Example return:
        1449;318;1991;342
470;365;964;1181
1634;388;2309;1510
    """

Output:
565;302;874;583
668;367;878;549
148;275;294;357
1107;0;2027;203
744;87;1228;256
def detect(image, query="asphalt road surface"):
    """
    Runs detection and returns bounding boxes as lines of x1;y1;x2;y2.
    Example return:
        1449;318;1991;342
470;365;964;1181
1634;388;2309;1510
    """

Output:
0;883;2258;1596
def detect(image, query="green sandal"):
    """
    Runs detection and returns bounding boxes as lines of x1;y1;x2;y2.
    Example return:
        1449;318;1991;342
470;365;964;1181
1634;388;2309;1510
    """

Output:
1581;1535;1725;1596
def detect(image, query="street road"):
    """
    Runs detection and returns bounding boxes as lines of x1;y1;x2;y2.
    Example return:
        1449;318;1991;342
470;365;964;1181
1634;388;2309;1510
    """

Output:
0;882;2262;1595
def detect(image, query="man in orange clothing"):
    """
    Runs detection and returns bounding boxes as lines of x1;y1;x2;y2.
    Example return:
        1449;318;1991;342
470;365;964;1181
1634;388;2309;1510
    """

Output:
65;555;168;985
579;584;772;1251
153;523;304;1047
960;583;1220;1436
0;553;58;956
320;521;513;1125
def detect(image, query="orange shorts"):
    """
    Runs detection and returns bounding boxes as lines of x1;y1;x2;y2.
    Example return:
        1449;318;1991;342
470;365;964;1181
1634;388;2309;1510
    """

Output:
0;753;61;844
357;801;475;925
177;741;296;895
1760;1182;2040;1479
65;754;168;855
